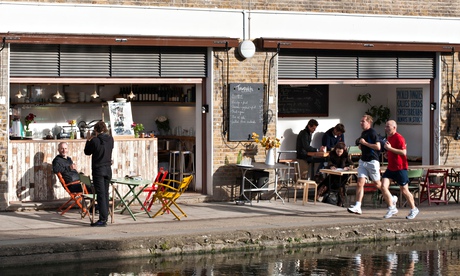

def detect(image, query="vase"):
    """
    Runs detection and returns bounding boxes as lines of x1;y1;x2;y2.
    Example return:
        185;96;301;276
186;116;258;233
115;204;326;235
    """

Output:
265;148;275;166
25;130;33;137
134;131;139;138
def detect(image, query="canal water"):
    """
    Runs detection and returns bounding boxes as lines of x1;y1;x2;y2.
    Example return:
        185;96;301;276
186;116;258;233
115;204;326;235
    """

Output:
2;236;460;275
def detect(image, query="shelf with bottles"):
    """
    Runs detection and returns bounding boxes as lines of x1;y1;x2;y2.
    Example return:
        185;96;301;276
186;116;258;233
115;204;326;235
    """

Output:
119;84;196;103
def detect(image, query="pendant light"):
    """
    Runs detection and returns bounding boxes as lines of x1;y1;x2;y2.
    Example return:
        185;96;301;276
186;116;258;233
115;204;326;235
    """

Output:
91;84;99;98
15;84;24;98
128;84;135;99
53;84;63;99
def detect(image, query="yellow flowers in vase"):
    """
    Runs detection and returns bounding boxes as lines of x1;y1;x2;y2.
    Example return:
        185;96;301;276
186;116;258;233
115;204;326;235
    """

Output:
252;132;281;165
251;132;281;150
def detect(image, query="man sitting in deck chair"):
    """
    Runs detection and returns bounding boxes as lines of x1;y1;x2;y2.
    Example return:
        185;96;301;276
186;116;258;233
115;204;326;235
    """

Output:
52;142;91;193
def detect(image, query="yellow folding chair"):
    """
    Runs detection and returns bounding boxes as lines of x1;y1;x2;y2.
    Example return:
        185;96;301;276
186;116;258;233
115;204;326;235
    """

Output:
151;175;193;220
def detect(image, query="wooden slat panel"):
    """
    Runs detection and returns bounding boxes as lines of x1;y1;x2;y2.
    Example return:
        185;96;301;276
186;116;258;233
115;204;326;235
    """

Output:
9;138;157;203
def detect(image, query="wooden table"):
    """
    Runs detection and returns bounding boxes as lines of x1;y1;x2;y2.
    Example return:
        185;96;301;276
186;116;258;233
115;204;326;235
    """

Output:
307;151;330;179
320;168;358;206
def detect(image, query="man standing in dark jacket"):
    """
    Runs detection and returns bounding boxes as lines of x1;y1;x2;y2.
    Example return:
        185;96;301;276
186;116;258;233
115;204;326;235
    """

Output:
84;121;114;227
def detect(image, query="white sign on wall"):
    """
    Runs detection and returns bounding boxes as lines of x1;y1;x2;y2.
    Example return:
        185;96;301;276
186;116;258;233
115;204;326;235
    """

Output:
396;88;423;125
108;102;134;136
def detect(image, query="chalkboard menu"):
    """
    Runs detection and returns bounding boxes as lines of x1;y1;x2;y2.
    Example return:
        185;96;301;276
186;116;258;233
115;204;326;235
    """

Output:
278;85;329;117
228;83;264;141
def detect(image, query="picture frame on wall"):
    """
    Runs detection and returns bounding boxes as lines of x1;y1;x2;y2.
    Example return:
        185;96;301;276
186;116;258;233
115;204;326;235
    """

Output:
108;101;134;136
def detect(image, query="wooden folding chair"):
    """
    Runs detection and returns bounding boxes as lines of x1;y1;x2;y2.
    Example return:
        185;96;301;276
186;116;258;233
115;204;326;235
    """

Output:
80;174;114;223
56;172;88;216
142;168;168;211
420;169;448;205
151;175;193;220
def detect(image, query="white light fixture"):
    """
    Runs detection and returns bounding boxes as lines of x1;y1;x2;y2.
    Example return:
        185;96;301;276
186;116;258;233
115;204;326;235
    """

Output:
91;85;99;98
15;84;24;98
128;84;135;99
53;84;63;99
238;40;256;59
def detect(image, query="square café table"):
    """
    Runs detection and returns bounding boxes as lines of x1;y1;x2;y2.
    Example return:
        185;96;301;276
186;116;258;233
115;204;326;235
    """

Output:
234;162;288;205
111;177;152;221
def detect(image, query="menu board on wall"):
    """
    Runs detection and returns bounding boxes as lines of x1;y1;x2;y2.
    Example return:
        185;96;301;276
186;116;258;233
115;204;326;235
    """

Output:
396;88;423;125
228;83;264;141
278;85;329;117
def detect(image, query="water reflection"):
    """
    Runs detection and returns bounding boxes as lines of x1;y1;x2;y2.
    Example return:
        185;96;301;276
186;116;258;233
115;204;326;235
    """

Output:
3;236;460;275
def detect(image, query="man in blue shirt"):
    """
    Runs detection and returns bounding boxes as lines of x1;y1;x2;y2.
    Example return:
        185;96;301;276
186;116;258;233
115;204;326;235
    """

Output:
322;123;346;151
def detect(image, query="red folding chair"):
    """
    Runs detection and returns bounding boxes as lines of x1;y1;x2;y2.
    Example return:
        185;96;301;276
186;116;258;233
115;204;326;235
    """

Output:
420;169;448;205
142;168;168;211
56;172;89;217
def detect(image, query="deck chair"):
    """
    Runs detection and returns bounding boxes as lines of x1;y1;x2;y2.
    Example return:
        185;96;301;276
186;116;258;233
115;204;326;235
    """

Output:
420;169;448;205
80;174;114;223
151;175;193;220
56;172;88;216
389;169;422;207
142;168;169;211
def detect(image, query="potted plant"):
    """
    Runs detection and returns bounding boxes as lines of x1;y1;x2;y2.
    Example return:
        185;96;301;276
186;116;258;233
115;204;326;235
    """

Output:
131;122;144;138
357;93;390;126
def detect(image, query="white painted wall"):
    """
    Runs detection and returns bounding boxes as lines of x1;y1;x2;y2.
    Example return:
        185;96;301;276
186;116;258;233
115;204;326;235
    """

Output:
1;3;460;44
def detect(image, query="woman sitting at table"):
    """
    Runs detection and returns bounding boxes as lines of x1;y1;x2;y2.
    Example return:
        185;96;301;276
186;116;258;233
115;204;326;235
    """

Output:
317;142;353;206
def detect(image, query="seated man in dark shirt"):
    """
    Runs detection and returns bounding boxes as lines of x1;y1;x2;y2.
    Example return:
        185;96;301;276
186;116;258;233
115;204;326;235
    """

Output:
322;123;346;151
296;119;326;179
52;142;88;193
296;119;326;161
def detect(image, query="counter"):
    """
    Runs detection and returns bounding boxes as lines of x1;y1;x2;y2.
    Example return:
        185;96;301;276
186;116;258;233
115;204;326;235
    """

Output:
9;137;157;203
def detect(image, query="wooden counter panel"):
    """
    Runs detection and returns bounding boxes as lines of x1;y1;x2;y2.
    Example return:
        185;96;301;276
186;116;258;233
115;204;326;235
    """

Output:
9;138;157;202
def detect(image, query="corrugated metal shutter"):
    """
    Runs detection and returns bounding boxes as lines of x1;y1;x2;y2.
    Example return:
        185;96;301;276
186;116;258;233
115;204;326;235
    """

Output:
278;55;316;78
279;51;435;79
358;57;398;78
10;44;206;78
60;45;111;77
398;57;434;78
10;44;59;77
317;56;357;78
112;46;160;77
161;50;206;77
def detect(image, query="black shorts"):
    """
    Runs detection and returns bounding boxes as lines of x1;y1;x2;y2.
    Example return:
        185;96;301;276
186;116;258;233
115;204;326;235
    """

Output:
382;169;409;186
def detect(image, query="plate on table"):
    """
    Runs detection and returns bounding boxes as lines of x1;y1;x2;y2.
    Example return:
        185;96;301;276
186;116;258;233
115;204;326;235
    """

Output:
237;164;253;168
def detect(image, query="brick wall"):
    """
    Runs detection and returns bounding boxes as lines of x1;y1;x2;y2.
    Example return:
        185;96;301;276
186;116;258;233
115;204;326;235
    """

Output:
440;53;460;165
211;49;278;200
0;47;8;208
2;1;460;202
6;0;459;17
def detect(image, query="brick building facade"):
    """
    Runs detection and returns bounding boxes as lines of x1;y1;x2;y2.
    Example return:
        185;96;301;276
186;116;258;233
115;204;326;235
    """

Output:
1;1;460;207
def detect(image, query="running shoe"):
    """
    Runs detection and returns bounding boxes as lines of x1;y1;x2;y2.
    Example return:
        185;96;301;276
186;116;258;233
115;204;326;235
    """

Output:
347;205;362;215
384;207;398;218
406;208;419;219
